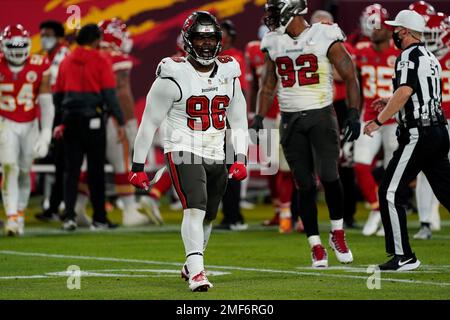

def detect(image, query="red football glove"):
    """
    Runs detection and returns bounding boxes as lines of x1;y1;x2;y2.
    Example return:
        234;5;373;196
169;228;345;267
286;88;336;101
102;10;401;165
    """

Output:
128;171;150;190
229;162;247;181
53;124;65;140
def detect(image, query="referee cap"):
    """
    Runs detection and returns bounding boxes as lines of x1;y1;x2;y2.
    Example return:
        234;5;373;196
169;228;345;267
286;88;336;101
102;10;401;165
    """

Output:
385;9;426;32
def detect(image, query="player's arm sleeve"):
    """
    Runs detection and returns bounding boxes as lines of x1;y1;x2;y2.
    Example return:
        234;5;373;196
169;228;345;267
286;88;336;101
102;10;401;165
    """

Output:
227;78;249;161
100;57;125;126
396;50;420;93
132;77;179;164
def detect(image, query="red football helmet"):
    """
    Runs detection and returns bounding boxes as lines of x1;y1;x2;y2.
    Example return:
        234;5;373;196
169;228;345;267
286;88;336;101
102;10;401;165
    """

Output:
360;3;390;37
423;12;449;58
98;18;133;53
408;1;436;17
1;24;31;66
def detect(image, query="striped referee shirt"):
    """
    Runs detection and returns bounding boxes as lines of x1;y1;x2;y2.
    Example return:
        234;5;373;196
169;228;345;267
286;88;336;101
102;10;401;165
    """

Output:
393;42;443;126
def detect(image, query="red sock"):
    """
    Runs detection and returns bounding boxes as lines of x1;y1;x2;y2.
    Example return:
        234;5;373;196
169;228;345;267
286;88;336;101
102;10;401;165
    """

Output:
277;171;293;207
354;163;379;209
268;173;278;200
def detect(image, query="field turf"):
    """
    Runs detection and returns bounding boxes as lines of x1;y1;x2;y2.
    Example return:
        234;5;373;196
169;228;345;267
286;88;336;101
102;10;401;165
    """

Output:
0;198;449;300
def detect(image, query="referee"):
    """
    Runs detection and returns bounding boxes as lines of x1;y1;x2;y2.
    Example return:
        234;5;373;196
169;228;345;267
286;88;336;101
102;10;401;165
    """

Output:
364;10;450;271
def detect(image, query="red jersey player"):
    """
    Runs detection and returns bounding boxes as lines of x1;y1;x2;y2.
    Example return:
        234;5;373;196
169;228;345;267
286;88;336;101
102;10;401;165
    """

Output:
0;25;54;236
352;4;400;237
73;18;153;227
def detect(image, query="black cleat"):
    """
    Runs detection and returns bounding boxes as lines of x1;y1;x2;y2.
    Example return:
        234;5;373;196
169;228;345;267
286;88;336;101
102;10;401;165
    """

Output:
379;254;421;271
35;210;60;222
90;219;118;231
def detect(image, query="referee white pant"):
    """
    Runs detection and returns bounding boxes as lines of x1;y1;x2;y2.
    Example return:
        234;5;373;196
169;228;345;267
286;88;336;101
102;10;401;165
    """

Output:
378;125;450;256
415;119;450;228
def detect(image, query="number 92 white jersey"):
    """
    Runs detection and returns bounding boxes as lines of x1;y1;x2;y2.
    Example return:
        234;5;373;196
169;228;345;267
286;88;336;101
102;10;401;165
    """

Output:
156;56;241;160
261;22;346;112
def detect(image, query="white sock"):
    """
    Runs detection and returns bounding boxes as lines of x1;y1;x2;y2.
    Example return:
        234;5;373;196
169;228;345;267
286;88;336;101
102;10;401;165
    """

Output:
308;235;322;248
279;206;292;219
1;163;19;216
17;170;31;212
203;220;212;251
181;208;206;277
331;219;343;231
75;193;89;211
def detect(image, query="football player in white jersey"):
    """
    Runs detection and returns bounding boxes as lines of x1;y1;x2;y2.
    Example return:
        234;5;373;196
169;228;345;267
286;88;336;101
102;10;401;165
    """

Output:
252;0;361;268
129;11;248;292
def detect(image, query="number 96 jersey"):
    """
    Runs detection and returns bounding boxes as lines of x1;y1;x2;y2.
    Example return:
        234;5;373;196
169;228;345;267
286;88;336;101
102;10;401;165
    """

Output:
261;22;346;112
0;54;50;122
156;56;241;160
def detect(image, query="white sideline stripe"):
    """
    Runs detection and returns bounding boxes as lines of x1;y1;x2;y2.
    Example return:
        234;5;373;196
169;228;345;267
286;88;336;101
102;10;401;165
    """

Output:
1;250;449;287
0;275;49;280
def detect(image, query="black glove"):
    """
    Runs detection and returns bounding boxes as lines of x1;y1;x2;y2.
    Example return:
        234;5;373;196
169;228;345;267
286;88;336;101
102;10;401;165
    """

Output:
251;114;264;132
343;108;361;142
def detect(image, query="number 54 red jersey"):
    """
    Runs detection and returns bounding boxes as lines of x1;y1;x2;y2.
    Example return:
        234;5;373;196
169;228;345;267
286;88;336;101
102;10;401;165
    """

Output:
0;54;50;122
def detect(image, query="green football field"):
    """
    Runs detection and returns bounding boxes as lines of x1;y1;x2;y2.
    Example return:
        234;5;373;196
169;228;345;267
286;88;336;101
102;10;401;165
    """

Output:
0;198;449;300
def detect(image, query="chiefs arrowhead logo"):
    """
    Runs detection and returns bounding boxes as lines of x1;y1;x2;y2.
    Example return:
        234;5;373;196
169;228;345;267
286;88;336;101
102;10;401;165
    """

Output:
387;55;396;68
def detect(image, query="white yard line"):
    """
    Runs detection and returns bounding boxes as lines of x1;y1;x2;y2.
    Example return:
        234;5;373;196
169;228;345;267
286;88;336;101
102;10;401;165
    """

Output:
0;250;449;287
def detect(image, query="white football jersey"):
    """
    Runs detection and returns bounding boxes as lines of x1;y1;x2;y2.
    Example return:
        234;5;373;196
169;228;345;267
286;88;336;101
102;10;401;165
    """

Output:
261;22;346;112
156;56;241;160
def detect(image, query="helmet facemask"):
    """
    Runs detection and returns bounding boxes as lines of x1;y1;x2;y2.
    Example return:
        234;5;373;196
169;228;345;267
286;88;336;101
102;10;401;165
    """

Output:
2;37;30;66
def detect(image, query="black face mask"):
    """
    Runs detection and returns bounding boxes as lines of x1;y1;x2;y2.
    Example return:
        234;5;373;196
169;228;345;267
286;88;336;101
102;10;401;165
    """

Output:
392;31;403;50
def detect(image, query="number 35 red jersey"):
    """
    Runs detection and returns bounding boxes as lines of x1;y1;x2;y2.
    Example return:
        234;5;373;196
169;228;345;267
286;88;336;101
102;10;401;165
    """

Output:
354;42;400;123
0;54;50;122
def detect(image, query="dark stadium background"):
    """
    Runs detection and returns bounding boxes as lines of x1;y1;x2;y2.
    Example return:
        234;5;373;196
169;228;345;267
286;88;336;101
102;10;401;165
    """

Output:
0;0;447;119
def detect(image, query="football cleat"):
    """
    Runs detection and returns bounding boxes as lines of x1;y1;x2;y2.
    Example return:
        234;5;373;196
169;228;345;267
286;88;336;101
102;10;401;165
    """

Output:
262;212;279;226
311;244;328;268
189;271;213;292
62;219;77;232
90;219;118;231
181;263;189;281
413;225;432;240
122;208;150;227
5;216;20;237
139;197;164;225
362;210;382;236
329;230;353;264
379;254;421;271
279;217;292;234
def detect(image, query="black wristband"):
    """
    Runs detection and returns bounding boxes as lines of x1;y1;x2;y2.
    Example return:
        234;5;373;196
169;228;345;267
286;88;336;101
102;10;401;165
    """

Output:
374;118;383;127
131;162;145;172
236;154;247;165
